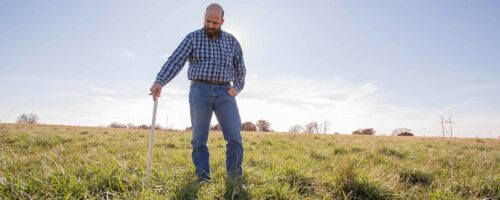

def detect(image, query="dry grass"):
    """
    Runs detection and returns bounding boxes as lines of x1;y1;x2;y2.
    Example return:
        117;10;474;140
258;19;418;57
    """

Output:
0;123;498;199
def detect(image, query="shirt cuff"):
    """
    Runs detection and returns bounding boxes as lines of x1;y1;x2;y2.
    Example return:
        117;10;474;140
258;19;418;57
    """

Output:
232;85;241;93
155;79;166;86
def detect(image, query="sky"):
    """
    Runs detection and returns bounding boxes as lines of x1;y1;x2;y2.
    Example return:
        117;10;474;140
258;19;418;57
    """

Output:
1;0;499;138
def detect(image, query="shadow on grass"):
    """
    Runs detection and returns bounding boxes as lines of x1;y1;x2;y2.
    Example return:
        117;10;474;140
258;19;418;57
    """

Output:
399;169;433;186
280;167;315;196
337;160;394;200
224;177;251;200
340;180;392;200
174;179;202;200
378;147;406;159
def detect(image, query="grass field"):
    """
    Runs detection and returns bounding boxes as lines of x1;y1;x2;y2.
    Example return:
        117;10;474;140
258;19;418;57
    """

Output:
0;123;498;199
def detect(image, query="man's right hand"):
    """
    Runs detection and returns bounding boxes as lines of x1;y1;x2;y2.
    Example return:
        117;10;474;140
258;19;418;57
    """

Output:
149;83;163;101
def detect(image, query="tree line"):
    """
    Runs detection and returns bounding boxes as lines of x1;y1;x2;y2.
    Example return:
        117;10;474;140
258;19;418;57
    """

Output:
12;113;414;136
185;119;273;132
351;128;414;136
288;120;332;134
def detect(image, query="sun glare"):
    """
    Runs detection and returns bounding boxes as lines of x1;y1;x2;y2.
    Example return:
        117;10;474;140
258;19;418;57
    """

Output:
224;26;248;47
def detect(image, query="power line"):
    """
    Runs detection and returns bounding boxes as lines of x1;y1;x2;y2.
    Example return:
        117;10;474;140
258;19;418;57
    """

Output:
454;126;500;129
5;104;17;122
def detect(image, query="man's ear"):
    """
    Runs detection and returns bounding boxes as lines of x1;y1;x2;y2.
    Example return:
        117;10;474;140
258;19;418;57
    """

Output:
220;18;225;26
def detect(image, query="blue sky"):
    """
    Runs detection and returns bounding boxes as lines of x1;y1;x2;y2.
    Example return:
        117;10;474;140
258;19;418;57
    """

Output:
1;0;499;138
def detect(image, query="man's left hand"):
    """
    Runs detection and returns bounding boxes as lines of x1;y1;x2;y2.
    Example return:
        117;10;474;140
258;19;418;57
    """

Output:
228;87;238;97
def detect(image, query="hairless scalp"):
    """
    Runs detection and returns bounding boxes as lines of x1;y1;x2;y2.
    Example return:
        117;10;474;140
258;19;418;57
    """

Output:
206;3;224;18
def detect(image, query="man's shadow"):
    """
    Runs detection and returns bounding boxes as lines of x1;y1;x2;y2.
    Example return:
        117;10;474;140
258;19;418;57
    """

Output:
224;176;250;200
174;179;202;200
174;176;250;200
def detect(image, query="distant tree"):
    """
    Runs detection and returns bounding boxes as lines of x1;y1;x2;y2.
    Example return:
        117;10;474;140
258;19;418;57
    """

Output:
305;121;319;134
364;128;376;135
288;125;303;133
110;122;127;128
241;121;257;131
16;113;39;124
138;124;149;129
135;124;161;130
319;120;332;134
256;120;271;132
126;123;136;129
393;128;414;136
211;124;221;131
185;126;192;131
352;128;376;135
398;132;414;136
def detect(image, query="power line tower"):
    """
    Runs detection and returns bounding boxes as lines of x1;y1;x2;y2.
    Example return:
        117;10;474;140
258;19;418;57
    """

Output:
438;116;454;137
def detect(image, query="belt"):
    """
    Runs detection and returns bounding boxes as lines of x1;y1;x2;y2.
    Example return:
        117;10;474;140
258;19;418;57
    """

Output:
194;80;229;85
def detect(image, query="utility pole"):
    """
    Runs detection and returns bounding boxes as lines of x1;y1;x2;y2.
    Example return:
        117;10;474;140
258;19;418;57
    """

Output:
127;115;131;129
447;117;454;137
438;116;454;137
439;116;445;137
5;104;16;122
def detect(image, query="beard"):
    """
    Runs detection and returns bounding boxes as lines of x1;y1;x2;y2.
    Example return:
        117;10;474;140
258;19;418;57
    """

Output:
204;26;221;37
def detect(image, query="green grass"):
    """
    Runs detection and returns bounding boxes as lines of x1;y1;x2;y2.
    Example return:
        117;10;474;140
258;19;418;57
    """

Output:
0;124;498;199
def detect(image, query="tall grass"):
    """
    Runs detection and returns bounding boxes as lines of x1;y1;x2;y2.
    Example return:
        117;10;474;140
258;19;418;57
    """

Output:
0;124;498;199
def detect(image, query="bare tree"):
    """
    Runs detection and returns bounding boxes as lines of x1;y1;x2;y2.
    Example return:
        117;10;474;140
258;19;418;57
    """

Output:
288;124;303;133
241;121;257;131
319;120;331;134
256;120;271;132
16;113;39;124
127;123;137;129
305;121;319;134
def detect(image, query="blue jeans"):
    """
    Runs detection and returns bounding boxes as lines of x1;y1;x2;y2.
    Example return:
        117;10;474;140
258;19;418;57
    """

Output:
189;80;243;180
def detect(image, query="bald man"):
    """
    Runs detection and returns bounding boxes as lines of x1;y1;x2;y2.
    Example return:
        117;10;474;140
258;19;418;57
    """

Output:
150;3;246;182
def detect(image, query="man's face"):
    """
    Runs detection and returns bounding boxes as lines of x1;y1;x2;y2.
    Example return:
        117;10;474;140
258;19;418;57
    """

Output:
204;10;224;37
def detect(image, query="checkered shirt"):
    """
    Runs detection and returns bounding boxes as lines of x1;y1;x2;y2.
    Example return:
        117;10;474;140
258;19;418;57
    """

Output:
155;28;246;92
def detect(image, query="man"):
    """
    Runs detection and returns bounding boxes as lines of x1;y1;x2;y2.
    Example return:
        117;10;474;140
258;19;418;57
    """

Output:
150;3;245;182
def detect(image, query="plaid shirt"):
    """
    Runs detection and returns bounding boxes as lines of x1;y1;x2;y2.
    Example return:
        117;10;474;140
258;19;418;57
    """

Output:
155;28;246;92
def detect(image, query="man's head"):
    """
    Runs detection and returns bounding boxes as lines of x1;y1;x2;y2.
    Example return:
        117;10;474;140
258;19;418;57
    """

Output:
204;3;224;37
